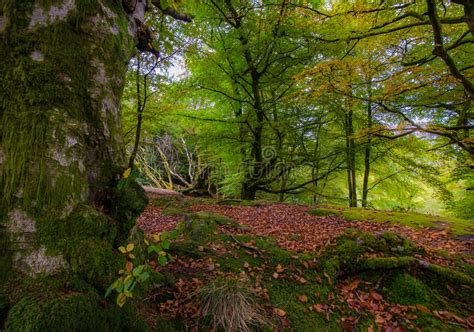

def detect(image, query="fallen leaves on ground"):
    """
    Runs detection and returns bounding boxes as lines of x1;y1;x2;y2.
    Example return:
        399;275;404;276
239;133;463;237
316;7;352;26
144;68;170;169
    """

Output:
138;204;472;257
136;202;474;330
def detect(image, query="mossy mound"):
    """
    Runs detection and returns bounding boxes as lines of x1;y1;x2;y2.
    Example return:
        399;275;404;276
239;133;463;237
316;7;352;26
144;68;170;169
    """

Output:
307;206;473;235
307;208;340;217
319;229;474;324
320;229;422;278
386;273;434;306
4;292;148;332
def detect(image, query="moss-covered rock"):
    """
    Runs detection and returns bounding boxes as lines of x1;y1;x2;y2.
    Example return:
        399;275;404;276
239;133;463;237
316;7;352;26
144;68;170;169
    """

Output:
192;211;241;228
386;273;433;305
162;206;187;217
320;229;423;278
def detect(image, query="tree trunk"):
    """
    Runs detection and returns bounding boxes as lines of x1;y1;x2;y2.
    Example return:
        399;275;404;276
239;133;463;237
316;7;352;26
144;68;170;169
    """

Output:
362;83;373;208
241;182;257;200
345;103;357;207
129;57;145;169
0;1;148;329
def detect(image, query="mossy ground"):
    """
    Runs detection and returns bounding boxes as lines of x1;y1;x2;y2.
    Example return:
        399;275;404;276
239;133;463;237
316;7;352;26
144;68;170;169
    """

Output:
307;206;473;236
140;197;474;331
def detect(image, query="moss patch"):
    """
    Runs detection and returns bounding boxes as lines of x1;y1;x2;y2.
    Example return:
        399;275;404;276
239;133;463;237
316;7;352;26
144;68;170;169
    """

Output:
307;206;473;235
5;292;148;332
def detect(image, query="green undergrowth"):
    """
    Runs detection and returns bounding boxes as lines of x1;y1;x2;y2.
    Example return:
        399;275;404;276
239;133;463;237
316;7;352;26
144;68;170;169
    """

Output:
143;208;473;331
307;206;473;235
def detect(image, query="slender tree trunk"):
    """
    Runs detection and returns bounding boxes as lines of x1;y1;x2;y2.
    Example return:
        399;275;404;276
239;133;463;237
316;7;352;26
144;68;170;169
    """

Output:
129;57;145;169
345;103;357;207
362;83;373;208
311;125;322;204
0;1;148;329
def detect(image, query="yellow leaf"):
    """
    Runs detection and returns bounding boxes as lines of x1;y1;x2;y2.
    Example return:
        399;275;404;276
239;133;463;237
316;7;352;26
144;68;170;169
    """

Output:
118;246;126;254
122;168;131;179
152;234;161;242
117;293;127;307
128;253;135;259
126;243;134;252
144;238;149;245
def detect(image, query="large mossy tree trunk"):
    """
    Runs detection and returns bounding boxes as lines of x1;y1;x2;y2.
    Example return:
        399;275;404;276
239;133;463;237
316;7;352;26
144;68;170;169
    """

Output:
0;1;149;330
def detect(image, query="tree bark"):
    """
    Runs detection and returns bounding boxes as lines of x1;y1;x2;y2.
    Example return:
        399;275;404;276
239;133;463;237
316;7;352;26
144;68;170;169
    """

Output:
0;1;149;329
128;57;145;169
344;101;357;207
362;83;373;208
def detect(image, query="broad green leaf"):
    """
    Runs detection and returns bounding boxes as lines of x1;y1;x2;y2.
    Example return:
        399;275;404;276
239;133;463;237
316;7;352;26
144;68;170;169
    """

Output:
132;265;145;277
158;255;168;266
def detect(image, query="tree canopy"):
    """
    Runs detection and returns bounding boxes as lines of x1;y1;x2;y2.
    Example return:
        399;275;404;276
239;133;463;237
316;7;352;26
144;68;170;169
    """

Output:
122;0;473;216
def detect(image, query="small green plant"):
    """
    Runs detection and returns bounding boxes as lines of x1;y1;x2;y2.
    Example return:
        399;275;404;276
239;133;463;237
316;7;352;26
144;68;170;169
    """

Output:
105;230;178;307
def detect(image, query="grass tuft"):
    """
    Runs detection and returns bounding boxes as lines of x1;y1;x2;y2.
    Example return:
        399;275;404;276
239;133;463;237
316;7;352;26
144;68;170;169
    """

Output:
197;278;271;332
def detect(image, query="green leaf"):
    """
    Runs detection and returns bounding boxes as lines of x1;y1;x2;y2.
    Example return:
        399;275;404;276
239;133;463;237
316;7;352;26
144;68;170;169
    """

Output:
168;230;178;239
158;255;168;266
161;0;170;9
123;276;134;291
132;265;145;277
147;244;162;254
162;239;170;250
139;272;150;282
105;284;114;298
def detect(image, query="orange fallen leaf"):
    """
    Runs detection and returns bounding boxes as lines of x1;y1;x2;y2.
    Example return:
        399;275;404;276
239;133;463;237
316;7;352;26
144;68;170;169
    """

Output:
415;304;430;314
243;261;250;268
274;308;286;317
298;294;308;303
272;272;279;279
313;304;325;313
371;291;383;302
276;264;284;273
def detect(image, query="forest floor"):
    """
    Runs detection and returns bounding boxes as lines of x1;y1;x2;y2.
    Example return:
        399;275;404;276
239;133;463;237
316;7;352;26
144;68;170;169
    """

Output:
135;196;474;331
